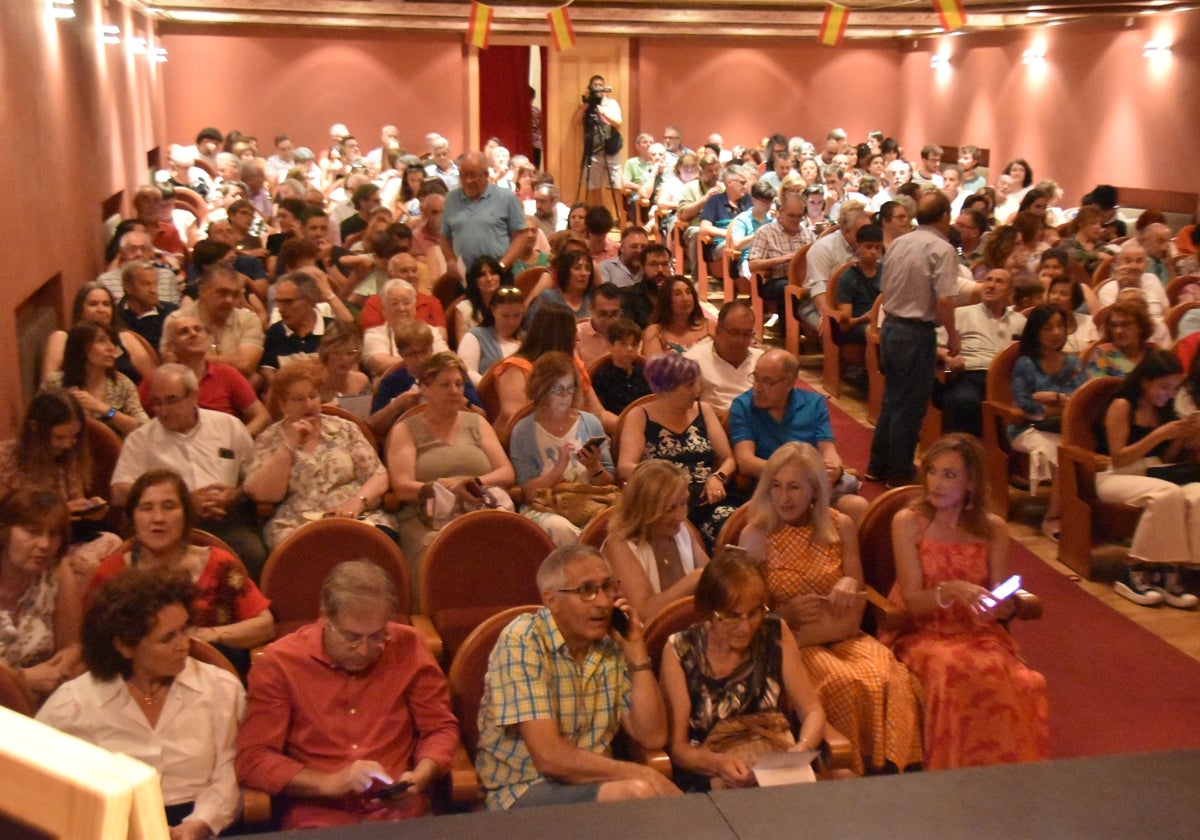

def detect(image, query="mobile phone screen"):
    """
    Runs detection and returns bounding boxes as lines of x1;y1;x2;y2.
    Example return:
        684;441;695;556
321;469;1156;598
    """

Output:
990;574;1021;601
610;606;630;637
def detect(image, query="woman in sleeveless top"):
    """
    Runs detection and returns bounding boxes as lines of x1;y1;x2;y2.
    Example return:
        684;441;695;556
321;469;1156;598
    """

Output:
617;353;740;549
642;277;714;356
889;434;1048;770
740;443;922;775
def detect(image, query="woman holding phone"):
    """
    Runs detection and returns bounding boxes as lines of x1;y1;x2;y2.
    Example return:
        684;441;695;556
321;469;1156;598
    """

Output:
889;434;1048;770
508;352;614;545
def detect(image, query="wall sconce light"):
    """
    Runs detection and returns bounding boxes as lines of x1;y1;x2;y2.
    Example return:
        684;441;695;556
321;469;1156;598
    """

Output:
1022;47;1046;65
101;24;121;45
49;0;75;19
151;46;168;63
1143;39;1172;59
930;54;951;70
130;36;148;54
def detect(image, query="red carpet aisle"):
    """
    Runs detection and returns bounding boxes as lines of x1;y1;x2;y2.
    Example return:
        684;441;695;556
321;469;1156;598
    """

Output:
817;384;1200;759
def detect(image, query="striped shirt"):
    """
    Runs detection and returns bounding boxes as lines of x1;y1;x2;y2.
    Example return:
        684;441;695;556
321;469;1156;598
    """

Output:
475;607;630;810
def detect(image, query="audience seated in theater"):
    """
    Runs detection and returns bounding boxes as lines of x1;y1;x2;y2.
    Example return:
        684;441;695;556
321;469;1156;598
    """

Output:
675;153;723;276
265;197;304;269
362;278;449;378
458;285;524;387
619;243;672;329
259;272;334;389
739;443;920;776
747;191;815;329
1045;272;1099;356
1059;205;1108;277
576;283;624;368
144;315;269;436
297;207;354;298
642;276;715;357
453;256;515;344
42;282;155;386
165;263;265;381
117;259;180;353
911;145;944;189
495;305;614;435
529;182;569;240
197;218;270;299
0;487;82;703
833;222;883;366
1096;351;1200;608
356;251;446;338
653;151;697;244
683;301;761;415
385;352;515;580
697;165;753;272
617;353;741;550
659;547;826;790
801;201;870;334
245;361;397;550
369;321;483;438
318;320;371;411
953;208;988;267
0;390;123;590
409;188;449;280
475;544;679;809
39;568;244;838
957;145;986;194
425;136;460;190
340;182;383;242
527;247;595;325
1008;306;1087;542
236;560;457;829
1097;240;1171;343
114;364;267;578
592;319;652;415
240;161;274;229
934;268;1026;438
603;460;708;622
132;184;189;260
98;227;184;306
727;180;775;281
1139;221;1174;287
508;216;551;277
887;434;1049;770
391;161;427;223
877;200;911;252
510;352;616;546
730;349;866;522
598;227;648;289
43;321;148;438
89;470;274;668
1084;297;1156;379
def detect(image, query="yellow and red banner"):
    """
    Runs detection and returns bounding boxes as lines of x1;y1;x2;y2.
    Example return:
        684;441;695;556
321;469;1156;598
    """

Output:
818;2;848;47
467;1;493;49
933;0;967;32
548;7;576;52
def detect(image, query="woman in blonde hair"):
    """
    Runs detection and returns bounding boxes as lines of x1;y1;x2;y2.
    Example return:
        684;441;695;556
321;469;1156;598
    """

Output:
739;443;921;776
889;433;1048;770
603;460;709;622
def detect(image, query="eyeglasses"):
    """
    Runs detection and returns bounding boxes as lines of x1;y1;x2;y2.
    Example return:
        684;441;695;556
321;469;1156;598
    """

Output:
750;372;790;387
712;604;768;628
719;325;757;340
495;286;524;301
557;578;620;602
326;620;390;651
549;384;578;396
148;393;190;409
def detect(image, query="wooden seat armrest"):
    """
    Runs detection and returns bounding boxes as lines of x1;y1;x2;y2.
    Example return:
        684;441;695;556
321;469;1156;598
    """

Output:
249;645;268;666
983;400;1025;426
410;614;444;662
1059;443;1109;473
864;587;908;633
820;724;855;772
1011;590;1043;621
783;283;810;304
628;741;674;779
449;744;483;805
240;788;273;826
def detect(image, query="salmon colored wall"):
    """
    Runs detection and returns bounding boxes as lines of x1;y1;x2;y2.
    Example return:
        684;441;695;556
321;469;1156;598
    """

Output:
158;27;467;157
897;12;1200;208
633;39;902;154
0;0;165;438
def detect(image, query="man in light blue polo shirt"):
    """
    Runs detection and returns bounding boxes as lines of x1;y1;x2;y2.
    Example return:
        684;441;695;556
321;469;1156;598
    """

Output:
440;150;526;277
729;348;867;522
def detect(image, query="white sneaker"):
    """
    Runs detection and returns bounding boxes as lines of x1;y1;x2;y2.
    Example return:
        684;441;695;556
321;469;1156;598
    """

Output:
1113;567;1164;607
1153;567;1199;610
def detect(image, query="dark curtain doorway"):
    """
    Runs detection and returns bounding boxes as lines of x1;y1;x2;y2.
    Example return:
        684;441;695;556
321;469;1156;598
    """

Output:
478;45;547;165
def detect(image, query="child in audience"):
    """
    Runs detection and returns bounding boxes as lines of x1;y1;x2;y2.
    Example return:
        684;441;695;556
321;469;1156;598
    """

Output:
591;318;651;414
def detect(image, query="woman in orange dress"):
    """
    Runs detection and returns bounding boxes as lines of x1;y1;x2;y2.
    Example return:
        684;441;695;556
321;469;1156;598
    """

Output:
740;442;921;775
889;433;1049;770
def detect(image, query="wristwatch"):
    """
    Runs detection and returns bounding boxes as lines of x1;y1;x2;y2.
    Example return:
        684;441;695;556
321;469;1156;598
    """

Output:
103;406;118;421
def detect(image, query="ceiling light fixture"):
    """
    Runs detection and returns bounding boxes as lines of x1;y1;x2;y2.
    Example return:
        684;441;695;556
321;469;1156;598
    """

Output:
1022;47;1046;65
1143;39;1172;59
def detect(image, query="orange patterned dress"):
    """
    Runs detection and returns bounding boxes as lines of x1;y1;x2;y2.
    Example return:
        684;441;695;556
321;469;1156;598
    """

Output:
890;534;1049;770
764;521;923;775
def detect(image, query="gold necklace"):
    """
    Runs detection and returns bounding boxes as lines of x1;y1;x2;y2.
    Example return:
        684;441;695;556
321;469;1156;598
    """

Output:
127;679;169;705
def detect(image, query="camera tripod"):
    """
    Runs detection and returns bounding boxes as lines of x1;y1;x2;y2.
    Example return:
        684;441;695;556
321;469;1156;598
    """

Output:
576;100;623;219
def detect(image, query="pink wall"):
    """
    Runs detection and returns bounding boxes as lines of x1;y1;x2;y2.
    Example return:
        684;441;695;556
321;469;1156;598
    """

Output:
0;0;165;437
634;39;901;153
158;27;467;156
899;13;1200;208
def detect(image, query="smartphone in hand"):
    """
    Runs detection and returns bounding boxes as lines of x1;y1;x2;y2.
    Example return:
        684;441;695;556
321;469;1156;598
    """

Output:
610;606;631;637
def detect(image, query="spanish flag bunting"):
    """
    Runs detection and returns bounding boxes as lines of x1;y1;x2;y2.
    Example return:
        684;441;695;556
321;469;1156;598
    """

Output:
467;1;493;49
547;7;576;53
818;2;848;47
933;0;967;32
